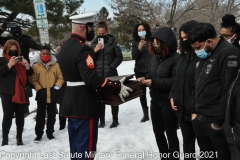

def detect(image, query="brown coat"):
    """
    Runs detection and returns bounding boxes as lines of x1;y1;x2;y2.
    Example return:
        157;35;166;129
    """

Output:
31;55;64;103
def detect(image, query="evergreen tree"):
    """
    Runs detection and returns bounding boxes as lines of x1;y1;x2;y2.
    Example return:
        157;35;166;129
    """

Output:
96;7;111;22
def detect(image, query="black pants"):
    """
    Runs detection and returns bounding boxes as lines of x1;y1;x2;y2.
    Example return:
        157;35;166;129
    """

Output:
192;115;231;160
1;94;25;135
59;114;67;128
24;98;30;114
179;119;196;160
135;72;148;109
100;103;119;121
151;104;179;160
35;102;56;136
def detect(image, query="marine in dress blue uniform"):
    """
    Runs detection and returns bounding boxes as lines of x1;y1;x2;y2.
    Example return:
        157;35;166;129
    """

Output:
58;13;132;160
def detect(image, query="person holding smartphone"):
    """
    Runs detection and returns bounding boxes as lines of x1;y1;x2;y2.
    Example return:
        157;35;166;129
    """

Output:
0;39;33;146
131;22;152;122
90;21;123;128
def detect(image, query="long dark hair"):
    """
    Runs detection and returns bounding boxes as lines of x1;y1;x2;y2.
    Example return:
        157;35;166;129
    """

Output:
148;39;170;57
132;22;151;41
179;20;198;56
221;14;240;49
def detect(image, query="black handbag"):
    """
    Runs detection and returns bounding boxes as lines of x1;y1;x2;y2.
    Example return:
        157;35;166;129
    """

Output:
25;86;33;97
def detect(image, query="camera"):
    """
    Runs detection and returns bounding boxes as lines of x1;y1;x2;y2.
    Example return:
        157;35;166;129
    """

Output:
2;22;17;29
98;38;104;45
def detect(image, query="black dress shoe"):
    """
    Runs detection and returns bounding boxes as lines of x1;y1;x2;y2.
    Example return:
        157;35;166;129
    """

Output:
59;126;65;130
47;134;55;140
110;120;119;128
98;121;105;128
34;136;42;143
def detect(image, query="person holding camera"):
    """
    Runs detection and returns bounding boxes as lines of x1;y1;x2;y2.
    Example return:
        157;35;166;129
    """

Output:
30;46;64;142
90;21;123;128
131;22;152;122
0;39;33;146
0;26;42;117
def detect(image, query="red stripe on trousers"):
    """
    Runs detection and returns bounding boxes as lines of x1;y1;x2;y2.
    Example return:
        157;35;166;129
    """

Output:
89;118;94;160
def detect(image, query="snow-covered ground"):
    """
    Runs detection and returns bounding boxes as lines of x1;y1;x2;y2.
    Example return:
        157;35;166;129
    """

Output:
0;60;200;160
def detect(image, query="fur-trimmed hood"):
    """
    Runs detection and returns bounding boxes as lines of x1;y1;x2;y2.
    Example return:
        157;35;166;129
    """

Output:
32;54;57;66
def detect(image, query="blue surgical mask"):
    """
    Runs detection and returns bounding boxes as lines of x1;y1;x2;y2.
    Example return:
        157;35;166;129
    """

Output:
195;41;211;59
138;31;146;37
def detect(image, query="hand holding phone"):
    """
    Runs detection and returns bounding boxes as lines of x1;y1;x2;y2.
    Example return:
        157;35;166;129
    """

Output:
140;36;146;40
15;56;22;62
17;56;22;62
98;38;104;45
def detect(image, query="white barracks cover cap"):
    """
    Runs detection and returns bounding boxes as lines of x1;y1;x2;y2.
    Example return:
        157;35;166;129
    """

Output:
69;12;97;25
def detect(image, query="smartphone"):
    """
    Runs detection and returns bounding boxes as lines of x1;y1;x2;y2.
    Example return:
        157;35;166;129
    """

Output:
15;56;22;62
98;38;104;45
140;36;146;40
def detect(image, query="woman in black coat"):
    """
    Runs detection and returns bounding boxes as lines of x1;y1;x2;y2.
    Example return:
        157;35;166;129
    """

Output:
169;21;199;160
131;22;152;122
0;39;33;146
90;21;123;128
138;27;180;160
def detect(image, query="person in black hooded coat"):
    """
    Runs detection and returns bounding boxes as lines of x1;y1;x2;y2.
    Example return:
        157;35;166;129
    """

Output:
138;27;180;160
90;21;123;128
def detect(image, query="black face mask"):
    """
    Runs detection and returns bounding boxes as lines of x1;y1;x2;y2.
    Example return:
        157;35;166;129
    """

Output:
182;40;192;51
9;50;18;57
12;30;21;38
87;30;95;41
97;35;107;39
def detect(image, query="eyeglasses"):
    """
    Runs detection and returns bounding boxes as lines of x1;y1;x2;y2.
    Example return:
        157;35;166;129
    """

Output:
220;34;235;39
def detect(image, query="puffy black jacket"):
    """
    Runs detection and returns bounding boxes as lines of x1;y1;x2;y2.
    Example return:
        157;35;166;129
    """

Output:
146;27;179;106
131;40;152;74
169;51;198;121
192;38;240;125
0;35;42;63
90;34;123;78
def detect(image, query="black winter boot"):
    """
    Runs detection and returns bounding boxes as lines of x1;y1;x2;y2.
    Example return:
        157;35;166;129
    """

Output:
2;135;8;146
98;120;105;128
98;117;105;128
141;107;149;122
16;132;23;145
110;120;119;128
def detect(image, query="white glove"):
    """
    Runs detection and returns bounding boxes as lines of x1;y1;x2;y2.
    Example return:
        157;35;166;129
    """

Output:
54;86;60;90
118;77;133;102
